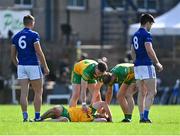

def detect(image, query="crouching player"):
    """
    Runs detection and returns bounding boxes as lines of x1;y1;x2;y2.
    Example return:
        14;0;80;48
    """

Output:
103;63;137;122
40;101;112;122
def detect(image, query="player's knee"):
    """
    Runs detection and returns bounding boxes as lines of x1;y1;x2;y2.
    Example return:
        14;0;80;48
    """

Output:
52;107;61;116
71;92;80;100
117;93;124;99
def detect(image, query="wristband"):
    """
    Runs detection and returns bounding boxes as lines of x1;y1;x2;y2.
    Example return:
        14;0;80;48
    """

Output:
82;102;86;106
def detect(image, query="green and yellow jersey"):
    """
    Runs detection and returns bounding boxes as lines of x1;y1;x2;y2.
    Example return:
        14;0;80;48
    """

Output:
71;59;98;84
110;63;135;86
68;106;96;122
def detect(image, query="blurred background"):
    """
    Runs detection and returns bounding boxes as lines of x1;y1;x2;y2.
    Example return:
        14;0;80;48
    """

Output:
0;0;180;105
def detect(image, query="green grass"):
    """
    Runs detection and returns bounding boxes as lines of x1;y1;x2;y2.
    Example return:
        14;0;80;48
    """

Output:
0;105;180;135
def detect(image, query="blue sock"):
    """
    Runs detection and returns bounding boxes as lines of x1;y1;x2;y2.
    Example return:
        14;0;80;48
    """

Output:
144;110;149;120
140;113;144;120
35;112;40;119
23;112;28;120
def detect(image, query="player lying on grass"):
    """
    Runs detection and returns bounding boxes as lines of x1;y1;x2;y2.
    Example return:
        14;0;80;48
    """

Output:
40;101;112;122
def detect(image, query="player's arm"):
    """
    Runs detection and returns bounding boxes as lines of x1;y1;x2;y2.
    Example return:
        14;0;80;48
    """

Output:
105;85;113;104
92;101;112;122
145;42;163;72
34;42;49;75
93;118;107;122
131;44;136;61
80;78;88;105
11;45;18;66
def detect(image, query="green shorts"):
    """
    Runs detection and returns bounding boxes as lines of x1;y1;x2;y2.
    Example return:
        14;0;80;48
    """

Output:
61;106;71;121
71;71;96;84
123;73;136;85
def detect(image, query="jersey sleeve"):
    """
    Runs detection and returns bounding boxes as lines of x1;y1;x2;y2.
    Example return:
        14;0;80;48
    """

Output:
145;33;152;43
33;32;40;44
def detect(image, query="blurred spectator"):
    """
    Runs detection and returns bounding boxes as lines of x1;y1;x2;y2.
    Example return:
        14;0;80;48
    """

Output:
58;59;70;84
0;75;4;90
8;30;13;40
160;87;170;105
78;52;88;61
98;56;108;63
168;79;180;104
124;50;133;63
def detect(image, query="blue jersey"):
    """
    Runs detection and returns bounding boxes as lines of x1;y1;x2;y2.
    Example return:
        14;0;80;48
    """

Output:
12;28;40;65
131;28;153;66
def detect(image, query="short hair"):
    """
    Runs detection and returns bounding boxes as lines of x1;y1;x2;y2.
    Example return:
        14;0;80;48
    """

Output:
23;15;34;26
102;72;112;85
140;13;154;25
97;61;108;73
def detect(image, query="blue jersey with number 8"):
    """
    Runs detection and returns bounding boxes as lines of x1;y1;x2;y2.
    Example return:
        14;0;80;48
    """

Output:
12;28;40;65
131;28;153;66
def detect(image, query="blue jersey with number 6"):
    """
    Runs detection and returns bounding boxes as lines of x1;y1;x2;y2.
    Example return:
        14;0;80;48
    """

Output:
12;28;40;65
131;28;153;66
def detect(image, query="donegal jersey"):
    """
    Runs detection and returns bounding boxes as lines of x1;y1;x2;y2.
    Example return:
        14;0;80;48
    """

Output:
131;28;153;66
110;63;135;85
68;106;96;122
73;59;97;81
12;28;40;65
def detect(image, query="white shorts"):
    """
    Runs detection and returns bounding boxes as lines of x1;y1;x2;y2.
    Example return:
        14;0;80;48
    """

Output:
17;65;43;80
134;65;156;80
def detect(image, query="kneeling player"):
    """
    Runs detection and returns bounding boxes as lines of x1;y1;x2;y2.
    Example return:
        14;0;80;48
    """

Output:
40;101;112;122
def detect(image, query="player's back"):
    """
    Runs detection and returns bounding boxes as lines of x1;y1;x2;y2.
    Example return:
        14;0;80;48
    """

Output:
74;59;97;75
132;28;152;66
111;63;133;82
12;28;40;65
68;107;94;122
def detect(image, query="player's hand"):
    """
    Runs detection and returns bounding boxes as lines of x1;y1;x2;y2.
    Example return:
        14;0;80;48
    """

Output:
155;62;163;72
44;67;50;75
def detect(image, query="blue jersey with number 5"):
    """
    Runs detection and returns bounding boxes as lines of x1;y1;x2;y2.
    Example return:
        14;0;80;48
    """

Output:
12;28;40;65
131;28;153;66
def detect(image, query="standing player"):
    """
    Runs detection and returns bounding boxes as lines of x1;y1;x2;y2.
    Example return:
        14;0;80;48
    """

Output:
69;59;108;111
11;15;49;122
103;63;137;122
131;13;163;123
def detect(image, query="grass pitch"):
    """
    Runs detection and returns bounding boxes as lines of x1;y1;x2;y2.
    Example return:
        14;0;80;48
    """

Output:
0;105;180;135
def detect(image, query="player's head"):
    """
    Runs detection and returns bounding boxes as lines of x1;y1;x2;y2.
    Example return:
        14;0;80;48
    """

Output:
23;15;35;28
95;61;108;77
140;13;154;31
102;72;112;85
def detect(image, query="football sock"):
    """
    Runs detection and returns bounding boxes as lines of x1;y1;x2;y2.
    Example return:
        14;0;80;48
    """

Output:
23;112;28;120
140;113;144;120
144;110;149;120
35;112;40;119
125;114;132;120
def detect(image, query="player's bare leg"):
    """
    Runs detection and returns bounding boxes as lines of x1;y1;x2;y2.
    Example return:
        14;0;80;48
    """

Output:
44;117;69;122
41;105;64;120
117;83;131;122
19;79;29;121
125;83;137;115
69;84;81;107
30;78;43;120
137;80;147;121
143;78;157;122
90;82;102;103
